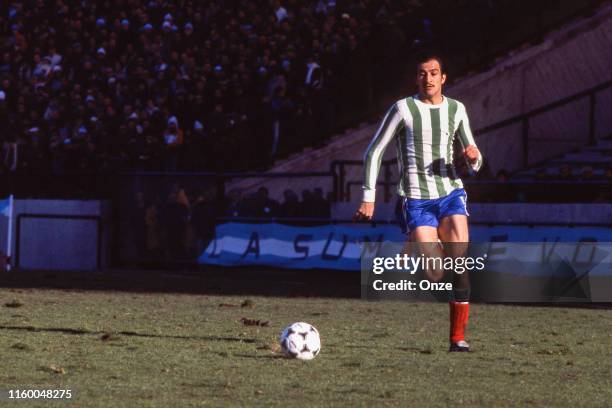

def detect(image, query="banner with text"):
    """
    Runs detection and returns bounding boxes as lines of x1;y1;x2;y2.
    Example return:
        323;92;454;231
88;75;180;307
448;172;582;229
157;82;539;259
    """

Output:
199;222;612;272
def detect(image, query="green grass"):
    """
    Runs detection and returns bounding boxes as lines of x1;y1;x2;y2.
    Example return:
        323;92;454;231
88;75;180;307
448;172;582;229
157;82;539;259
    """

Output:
0;288;611;407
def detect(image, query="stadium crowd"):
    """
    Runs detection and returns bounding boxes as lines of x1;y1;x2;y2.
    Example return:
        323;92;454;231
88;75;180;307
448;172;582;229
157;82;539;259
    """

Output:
0;0;422;174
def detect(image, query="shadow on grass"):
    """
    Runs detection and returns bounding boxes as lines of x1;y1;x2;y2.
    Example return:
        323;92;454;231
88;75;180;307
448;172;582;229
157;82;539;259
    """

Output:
0;267;360;298
396;346;434;354
0;325;256;343
232;353;286;359
342;344;435;354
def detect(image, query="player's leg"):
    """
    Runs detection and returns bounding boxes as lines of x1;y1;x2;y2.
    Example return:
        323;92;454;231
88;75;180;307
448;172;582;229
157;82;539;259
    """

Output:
438;214;470;299
401;196;446;282
409;226;445;282
438;190;472;352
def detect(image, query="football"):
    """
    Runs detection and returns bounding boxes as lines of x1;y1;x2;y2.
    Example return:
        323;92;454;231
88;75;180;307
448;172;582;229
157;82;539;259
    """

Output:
279;322;321;360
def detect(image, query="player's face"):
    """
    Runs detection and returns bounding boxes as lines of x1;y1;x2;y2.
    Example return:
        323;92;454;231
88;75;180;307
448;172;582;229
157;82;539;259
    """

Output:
417;59;446;100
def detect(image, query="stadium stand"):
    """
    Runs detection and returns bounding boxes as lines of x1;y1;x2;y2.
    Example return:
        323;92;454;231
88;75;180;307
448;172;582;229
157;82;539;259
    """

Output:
229;2;612;208
0;0;604;176
0;0;423;174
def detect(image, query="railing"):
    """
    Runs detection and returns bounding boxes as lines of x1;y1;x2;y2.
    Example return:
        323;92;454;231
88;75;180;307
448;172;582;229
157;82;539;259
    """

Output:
216;217;612;228
476;79;612;167
342;179;612;205
331;159;395;202
331;79;612;202
0;166;609;206
0;171;333;200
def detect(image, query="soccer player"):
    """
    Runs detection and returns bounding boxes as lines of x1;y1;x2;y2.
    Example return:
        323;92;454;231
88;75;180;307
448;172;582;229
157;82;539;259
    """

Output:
354;53;483;352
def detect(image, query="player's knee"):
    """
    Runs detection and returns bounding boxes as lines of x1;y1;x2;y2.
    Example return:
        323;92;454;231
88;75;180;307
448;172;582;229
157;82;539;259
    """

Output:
444;241;469;258
425;266;444;282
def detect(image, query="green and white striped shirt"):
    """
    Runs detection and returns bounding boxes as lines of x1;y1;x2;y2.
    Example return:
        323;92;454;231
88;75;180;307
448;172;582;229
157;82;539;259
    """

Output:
363;95;483;202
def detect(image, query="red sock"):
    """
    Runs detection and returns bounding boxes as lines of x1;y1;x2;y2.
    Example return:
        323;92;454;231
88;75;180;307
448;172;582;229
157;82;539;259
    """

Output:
449;301;470;343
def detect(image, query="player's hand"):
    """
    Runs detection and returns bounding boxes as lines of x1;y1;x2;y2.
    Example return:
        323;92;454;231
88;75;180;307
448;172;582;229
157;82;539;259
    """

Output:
353;202;374;222
464;145;480;164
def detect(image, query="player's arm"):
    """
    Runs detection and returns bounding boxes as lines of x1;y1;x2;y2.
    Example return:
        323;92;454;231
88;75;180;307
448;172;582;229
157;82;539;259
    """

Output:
456;103;483;172
354;103;403;221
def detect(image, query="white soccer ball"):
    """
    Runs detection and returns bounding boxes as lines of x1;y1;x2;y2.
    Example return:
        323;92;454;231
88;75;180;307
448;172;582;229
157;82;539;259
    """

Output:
279;322;321;360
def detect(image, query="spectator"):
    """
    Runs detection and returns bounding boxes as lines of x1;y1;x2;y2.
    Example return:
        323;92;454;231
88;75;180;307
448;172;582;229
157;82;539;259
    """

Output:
0;0;429;174
535;168;549;181
311;187;331;218
131;192;148;260
492;168;518;202
144;200;162;260
191;191;217;252
299;189;315;217
274;1;289;24
250;186;280;218
279;189;300;217
2;145;16;172
225;189;244;218
162;186;190;260
163;116;184;172
581;166;594;181
496;169;509;182
558;164;574;181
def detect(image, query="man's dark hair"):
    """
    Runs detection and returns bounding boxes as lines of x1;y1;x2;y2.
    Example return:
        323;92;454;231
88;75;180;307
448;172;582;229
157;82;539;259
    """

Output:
415;51;445;74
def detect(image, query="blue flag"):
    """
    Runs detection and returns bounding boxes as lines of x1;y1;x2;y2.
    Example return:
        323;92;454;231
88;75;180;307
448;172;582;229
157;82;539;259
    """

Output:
0;196;12;217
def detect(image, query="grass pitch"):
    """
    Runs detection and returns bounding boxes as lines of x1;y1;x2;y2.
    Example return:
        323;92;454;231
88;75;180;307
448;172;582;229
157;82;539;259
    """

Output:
0;288;611;407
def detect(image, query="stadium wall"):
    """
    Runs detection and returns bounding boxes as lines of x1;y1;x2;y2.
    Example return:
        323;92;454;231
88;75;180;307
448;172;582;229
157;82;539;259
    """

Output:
7;200;111;271
447;2;612;173
332;203;612;226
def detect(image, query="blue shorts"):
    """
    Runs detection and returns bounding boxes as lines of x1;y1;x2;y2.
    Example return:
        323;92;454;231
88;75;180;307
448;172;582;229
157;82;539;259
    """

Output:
400;188;469;234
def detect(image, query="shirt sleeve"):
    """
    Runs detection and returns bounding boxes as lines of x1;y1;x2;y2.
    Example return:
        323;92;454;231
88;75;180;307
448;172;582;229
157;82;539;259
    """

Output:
456;103;483;172
362;103;403;202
